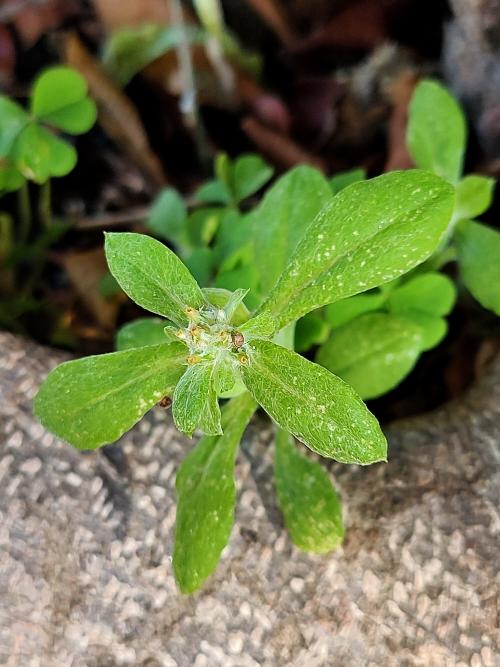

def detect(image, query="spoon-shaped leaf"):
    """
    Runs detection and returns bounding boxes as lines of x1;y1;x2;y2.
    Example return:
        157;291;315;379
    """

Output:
174;392;257;594
34;342;187;449
259;170;454;329
105;232;206;325
274;428;344;553
240;340;386;464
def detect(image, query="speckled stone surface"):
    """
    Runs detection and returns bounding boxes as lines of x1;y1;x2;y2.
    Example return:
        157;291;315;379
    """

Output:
0;331;499;666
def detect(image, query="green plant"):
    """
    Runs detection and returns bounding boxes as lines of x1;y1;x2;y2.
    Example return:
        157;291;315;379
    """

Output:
0;66;97;329
313;79;498;399
35;168;454;593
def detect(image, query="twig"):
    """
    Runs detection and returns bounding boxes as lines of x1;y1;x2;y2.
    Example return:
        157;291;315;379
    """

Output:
73;206;150;230
242;116;326;171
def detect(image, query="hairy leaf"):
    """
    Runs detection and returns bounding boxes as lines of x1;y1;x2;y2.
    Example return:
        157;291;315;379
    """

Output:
174;392;256;593
241;340;386;463
34;342;186;449
116;317;168;350
105;232;206;325
260;170;454;329
456;220;500;315
407;79;466;184
316;313;423;399
274;429;344;552
173;362;222;436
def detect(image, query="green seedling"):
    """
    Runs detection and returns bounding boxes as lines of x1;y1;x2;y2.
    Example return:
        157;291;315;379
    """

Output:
35;169;455;593
0;66;97;332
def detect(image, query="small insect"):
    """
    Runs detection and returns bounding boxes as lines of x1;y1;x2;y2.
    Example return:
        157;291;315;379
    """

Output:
158;396;172;409
231;331;245;348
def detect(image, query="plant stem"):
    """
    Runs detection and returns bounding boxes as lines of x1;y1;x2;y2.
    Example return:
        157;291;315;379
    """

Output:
17;181;31;243
38;180;52;229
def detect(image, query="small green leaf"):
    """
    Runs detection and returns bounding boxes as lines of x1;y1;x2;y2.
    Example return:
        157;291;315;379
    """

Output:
213;356;238;395
215;153;233;198
174;392;256;593
253;165;332;295
274;428;344;553
241;340;386;463
260;170;455;329
116;317;168;350
316;313;423;400
294;313;330;352
147;187;188;246
202;287;250;325
456;220;500;315
402;311;447;351
186;207;222;247
34;342;186;449
105;232;206;325
214;209;252;263
239;312;276;339
173;362;222;436
194;179;230;205
329;168;366;195
0;96;29;157
325;291;386;329
233;154;273;202
407;79;466;184
388;272;457;317
454;175;495;222
12;123;77;183
31;66;97;134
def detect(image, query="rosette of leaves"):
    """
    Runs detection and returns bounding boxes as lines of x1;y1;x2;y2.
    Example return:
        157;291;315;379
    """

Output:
0;66;97;190
34;169;454;593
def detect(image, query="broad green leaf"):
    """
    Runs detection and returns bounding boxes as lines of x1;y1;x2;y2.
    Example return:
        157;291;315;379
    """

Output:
12;123;77;183
173;392;256;593
194;179;230;205
456;220;500;315
105;232;206;325
388;272;456;317
0;97;29;157
241;340;386;463
316;313;423;400
232;154;273;202
173;362;222;436
274;429;344;552
239;312;276;339
454;175;495;222
325;291;386;329
202;287;250;325
214;263;261;310
147;187;188;247
260;170;455;329
253;165;332;295
34;342;186;449
294;313;330;352
103;24;205;85
116;317;168;350
31;66;97;134
329;168;366;195
407;79;466;184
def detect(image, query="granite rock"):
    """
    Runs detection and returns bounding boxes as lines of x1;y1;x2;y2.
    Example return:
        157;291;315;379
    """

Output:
0;331;499;666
